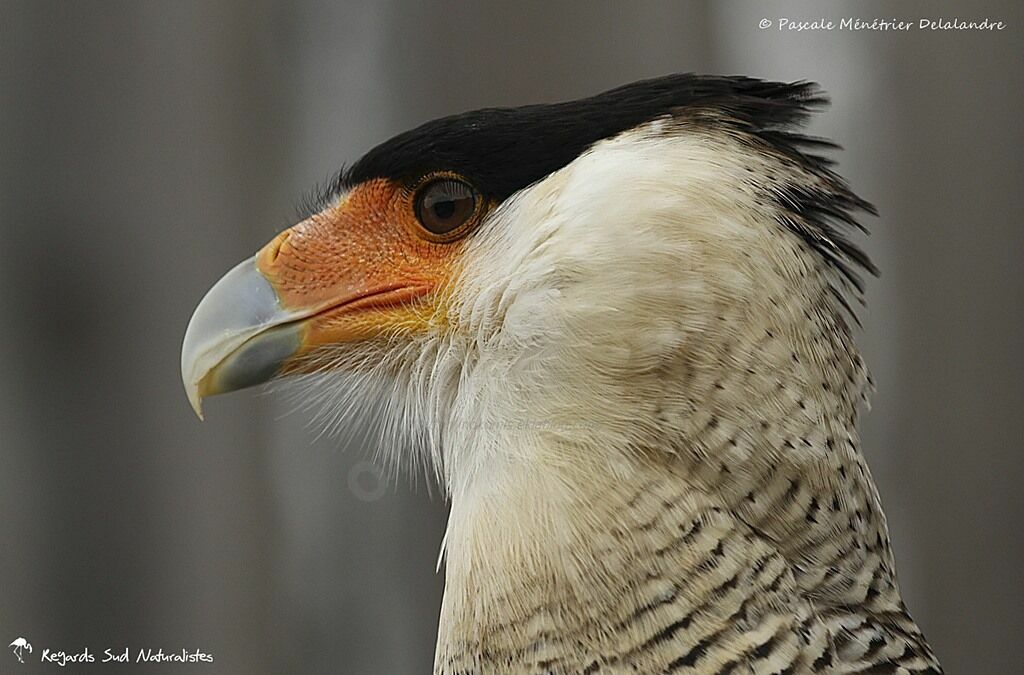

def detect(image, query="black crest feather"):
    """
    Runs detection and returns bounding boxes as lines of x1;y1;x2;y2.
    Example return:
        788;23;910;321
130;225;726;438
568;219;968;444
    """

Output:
313;73;875;283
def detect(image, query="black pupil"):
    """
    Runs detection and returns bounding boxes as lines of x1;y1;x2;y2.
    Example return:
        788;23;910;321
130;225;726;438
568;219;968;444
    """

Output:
433;199;456;220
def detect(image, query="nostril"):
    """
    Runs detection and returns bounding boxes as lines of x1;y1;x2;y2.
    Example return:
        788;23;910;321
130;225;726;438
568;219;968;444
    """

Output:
267;230;290;263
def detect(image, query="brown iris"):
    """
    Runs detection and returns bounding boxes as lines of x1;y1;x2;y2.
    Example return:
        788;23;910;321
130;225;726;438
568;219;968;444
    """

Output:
413;177;479;240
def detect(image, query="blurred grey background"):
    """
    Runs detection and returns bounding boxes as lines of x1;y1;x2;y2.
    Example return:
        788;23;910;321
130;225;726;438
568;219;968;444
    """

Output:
1;1;1020;673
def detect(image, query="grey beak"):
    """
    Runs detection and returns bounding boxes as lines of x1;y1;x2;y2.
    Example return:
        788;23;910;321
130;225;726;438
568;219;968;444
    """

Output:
180;257;305;419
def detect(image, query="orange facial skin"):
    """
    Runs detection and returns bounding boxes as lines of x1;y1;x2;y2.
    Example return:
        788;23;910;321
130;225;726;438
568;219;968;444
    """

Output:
255;178;468;370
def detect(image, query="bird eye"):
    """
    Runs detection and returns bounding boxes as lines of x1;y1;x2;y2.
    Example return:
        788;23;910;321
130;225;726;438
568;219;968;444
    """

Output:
414;177;478;240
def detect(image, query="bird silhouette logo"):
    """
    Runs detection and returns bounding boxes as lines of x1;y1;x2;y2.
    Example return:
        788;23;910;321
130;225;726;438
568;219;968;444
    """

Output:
8;637;32;664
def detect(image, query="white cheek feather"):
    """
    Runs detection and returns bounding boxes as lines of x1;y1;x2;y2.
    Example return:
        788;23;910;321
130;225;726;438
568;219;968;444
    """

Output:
441;125;821;495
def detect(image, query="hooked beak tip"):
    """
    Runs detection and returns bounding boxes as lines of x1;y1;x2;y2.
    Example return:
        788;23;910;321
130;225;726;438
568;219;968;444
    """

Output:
187;389;205;421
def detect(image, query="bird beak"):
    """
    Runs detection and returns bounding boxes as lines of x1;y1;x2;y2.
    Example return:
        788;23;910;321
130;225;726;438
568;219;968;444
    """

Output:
180;255;306;419
181;182;449;419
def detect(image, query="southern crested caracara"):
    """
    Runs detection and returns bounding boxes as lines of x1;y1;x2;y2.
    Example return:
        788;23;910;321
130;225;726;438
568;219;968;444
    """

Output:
181;74;943;673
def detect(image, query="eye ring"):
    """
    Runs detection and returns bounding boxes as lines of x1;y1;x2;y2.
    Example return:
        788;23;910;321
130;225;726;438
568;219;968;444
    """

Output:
412;175;481;242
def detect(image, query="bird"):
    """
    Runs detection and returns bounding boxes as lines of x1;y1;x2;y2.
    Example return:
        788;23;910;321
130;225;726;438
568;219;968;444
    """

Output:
9;637;32;663
181;74;943;674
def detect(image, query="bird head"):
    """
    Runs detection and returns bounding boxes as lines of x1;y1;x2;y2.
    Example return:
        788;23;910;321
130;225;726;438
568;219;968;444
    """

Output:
182;74;874;492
